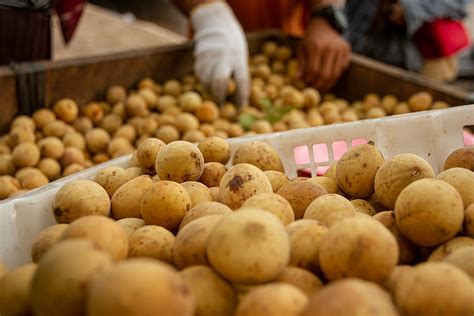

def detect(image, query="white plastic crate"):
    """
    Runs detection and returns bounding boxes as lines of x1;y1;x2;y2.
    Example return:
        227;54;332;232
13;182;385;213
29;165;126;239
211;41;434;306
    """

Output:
1;104;473;268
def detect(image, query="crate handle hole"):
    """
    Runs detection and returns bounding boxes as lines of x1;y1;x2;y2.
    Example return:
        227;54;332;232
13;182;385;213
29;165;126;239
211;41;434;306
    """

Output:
312;143;329;163
332;141;348;160
297;169;312;177
351;138;368;147
463;126;474;146
317;166;330;176
294;145;310;165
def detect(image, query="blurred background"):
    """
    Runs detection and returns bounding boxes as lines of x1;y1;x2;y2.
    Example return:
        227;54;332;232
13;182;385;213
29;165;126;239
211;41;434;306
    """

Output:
52;0;474;90
1;0;474;89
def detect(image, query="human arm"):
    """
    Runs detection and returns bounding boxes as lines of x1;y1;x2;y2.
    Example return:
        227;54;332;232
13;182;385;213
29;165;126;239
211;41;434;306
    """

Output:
171;0;221;16
299;0;351;91
398;0;472;35
171;0;249;107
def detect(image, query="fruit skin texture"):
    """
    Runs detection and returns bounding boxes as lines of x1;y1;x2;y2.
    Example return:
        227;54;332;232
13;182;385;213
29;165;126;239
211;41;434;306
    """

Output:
94;166;131;197
0;263;37;316
307;176;339;194
336;144;385;198
232;141;285;173
464;203;474;238
181;181;213;208
319;218;399;283
235;283;308;316
427;236;474;262
301;278;399;316
443;247;474;279
12;142;40;168
174;215;224;269
38;136;65;159
242;192;295;226
31;224;69;263
408;91;432;112
286;219;328;273
30;240;113;316
111;175;153;219
60;215;129;261
436;167;474;208
277;181;327;219
116;218;146;238
394;179;464;247
265;170;290;192
128;225;175;263
374;153;435;209
304;194;357;227
155;141;205;183
53;99;79;123
179;201;232;230
136;138;165;175
443;146;474;171
86;258;195;316
373;211;417;265
0;175;20;199
85;128;111;154
197;137;230;164
140;181;192;232
218;163;273;209
351;199;376;215
206;208;290;284
180;265;237;316
274;266;323;297
52;180;111;223
394;262;474;316
199;162;227;188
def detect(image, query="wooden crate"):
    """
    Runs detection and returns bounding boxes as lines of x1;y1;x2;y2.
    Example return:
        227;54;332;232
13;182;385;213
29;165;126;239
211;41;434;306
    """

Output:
1;31;472;132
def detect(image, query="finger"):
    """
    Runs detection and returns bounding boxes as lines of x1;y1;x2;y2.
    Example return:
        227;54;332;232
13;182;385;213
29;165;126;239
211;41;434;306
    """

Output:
316;48;336;91
194;56;215;88
210;63;233;105
194;47;223;87
341;43;351;70
325;50;344;90
311;48;328;90
308;47;322;86
234;62;250;108
344;49;351;70
297;42;307;80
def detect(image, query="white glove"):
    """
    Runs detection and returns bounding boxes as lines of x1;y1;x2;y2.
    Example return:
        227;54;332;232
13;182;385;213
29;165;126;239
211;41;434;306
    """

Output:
190;2;250;107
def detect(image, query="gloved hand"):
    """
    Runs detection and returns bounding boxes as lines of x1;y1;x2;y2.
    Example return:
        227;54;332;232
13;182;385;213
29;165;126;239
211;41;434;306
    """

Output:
190;2;250;107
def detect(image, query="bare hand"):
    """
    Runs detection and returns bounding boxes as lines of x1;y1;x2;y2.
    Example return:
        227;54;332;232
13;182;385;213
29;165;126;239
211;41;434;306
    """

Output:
299;18;351;91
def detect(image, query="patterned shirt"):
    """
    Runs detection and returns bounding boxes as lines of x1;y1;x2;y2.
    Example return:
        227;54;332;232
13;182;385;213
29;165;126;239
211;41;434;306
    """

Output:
0;0;50;10
344;0;472;71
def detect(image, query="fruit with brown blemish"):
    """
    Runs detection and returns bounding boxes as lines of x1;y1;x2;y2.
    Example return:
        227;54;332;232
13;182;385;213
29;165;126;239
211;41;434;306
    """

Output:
218;163;272;209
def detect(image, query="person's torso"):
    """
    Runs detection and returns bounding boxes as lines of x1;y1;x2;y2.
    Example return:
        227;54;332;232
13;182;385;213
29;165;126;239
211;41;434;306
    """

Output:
0;0;50;10
227;0;307;36
344;0;422;71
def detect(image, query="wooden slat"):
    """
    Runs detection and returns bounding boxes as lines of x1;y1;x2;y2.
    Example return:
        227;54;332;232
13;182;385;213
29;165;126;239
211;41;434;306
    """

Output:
44;44;194;107
334;54;472;105
0;67;17;133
